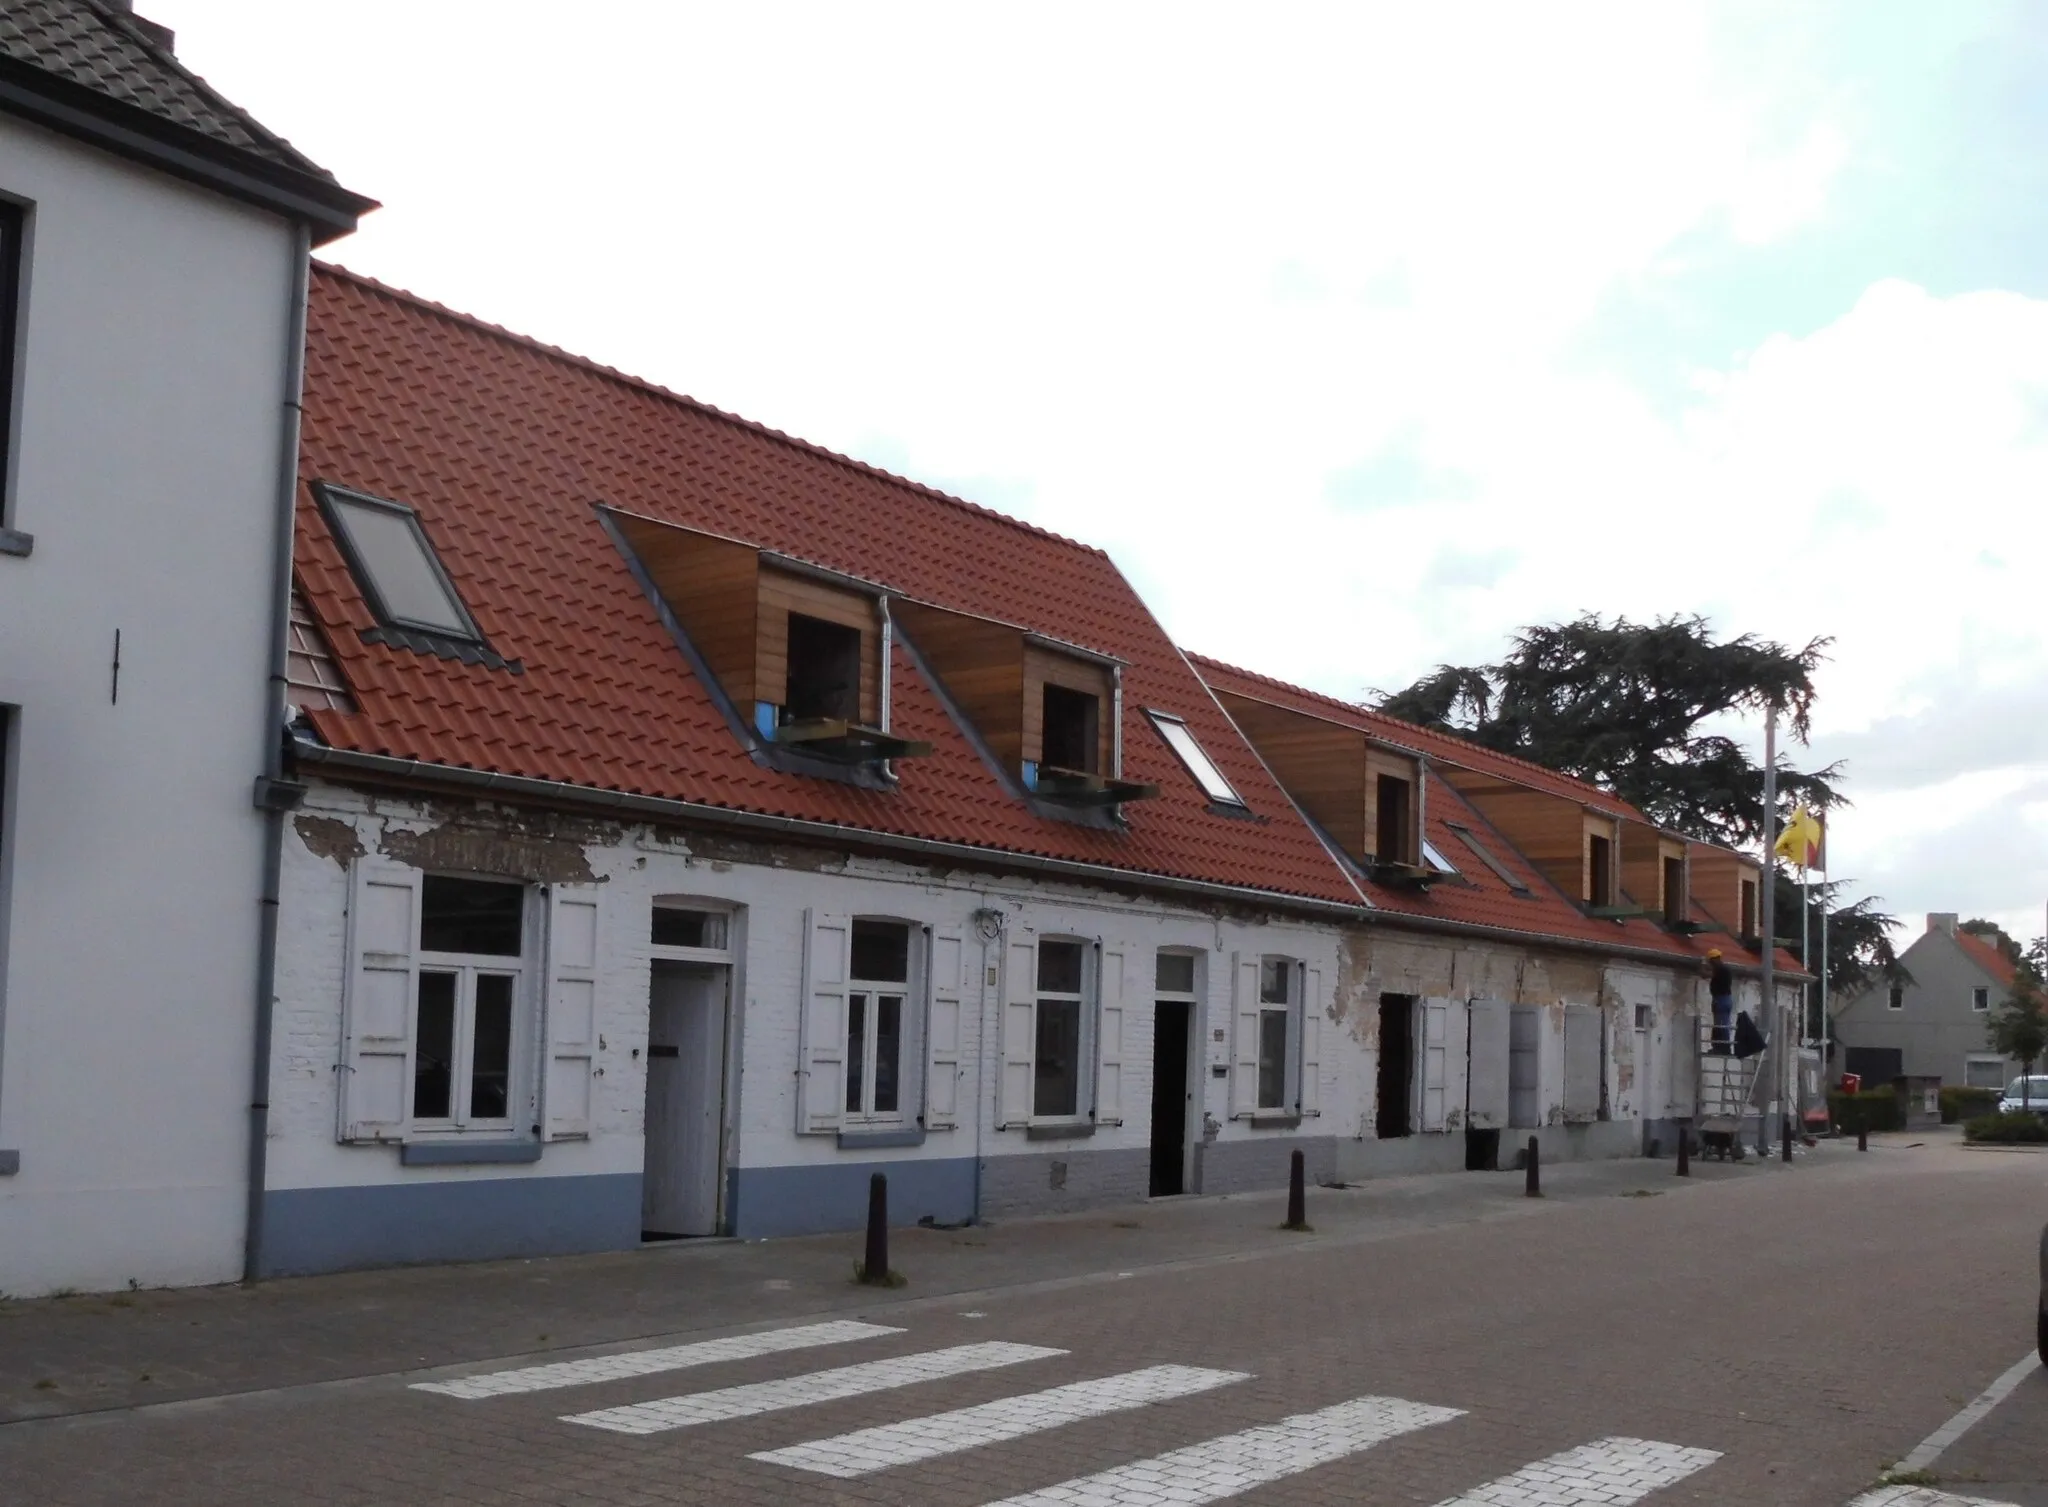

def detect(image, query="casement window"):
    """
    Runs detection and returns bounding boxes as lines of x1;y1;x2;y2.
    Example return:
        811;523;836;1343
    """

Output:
1147;711;1245;808
1739;877;1759;938
1888;982;1904;1011
1973;986;1991;1012
786;613;864;725
798;912;965;1136
1230;952;1321;1120
1375;776;1412;865
1661;855;1687;924
1966;1055;2007;1089
993;930;1129;1128
339;864;602;1145
1586;832;1614;908
1042;686;1100;776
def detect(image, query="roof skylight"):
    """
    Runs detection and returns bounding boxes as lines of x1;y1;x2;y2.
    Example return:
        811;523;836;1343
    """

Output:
1422;839;1457;874
317;484;478;640
1445;822;1531;896
1148;711;1245;807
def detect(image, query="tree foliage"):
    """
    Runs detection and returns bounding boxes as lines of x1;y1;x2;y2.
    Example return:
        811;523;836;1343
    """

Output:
1376;613;1837;847
1961;919;2026;967
1987;959;2048;1090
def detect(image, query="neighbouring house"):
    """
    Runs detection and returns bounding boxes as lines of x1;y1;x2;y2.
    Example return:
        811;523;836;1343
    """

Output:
0;1;372;1295
1833;914;2023;1092
250;263;1803;1278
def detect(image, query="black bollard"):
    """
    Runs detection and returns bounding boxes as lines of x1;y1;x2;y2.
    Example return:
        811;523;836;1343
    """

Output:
1676;1127;1690;1177
1524;1136;1540;1197
1284;1148;1307;1229
1857;1124;1868;1152
861;1172;889;1285
1781;1118;1793;1164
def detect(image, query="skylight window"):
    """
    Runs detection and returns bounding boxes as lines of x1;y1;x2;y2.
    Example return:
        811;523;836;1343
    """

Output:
317;484;478;640
1445;821;1531;896
1422;839;1456;874
1148;711;1245;807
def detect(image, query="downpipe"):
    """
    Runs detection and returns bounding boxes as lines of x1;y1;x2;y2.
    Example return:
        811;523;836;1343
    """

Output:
243;222;312;1284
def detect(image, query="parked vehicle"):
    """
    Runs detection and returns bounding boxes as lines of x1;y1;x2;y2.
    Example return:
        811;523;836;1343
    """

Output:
1998;1077;2048;1118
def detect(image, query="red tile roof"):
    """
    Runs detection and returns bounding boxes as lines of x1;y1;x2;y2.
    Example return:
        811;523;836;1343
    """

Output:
1954;929;2020;989
293;266;1360;908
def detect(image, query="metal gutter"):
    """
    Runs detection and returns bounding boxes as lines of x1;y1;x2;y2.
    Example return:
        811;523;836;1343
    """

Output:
242;222;311;1284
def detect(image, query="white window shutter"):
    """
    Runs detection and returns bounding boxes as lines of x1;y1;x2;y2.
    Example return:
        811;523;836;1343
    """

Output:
998;927;1037;1127
1419;998;1450;1132
1440;996;1469;1134
1230;952;1260;1118
1563;1004;1601;1121
797;910;852;1135
1095;940;1128;1126
1465;997;1512;1129
338;860;421;1142
925;926;965;1130
542;884;601;1141
1298;964;1322;1115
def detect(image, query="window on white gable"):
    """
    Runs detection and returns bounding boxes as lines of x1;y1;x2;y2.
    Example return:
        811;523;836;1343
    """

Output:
1148;711;1245;807
1973;986;1991;1012
318;484;479;640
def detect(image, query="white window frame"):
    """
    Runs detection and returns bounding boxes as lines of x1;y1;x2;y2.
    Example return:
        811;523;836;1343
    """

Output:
1965;1055;2008;1089
844;918;919;1127
1033;936;1095;1123
1887;982;1905;1011
1255;956;1298;1112
1146;710;1246;807
315;482;482;641
650;900;735;964
1421;839;1457;874
409;877;531;1139
1972;986;1991;1012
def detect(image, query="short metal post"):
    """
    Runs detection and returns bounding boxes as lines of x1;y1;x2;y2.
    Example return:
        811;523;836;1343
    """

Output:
1676;1127;1690;1177
1524;1136;1540;1197
861;1172;889;1284
1285;1148;1307;1229
1857;1124;1868;1153
1781;1118;1793;1164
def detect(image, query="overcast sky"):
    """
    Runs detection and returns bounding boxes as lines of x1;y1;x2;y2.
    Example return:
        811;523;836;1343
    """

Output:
157;1;2048;954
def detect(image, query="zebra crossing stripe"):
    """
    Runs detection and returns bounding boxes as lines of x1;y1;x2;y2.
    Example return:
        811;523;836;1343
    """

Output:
752;1364;1250;1478
411;1319;902;1400
564;1341;1066;1436
1848;1491;2022;1507
1428;1436;1720;1505
977;1393;1463;1506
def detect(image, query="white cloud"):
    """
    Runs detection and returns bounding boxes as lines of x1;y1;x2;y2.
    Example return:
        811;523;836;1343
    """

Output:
149;0;2048;935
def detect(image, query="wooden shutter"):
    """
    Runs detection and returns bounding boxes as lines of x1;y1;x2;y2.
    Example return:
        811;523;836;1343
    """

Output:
998;927;1037;1127
338;860;420;1142
1298;963;1323;1115
1563;1004;1601;1121
925;925;965;1130
1095;940;1128;1126
1230;952;1261;1118
1465;997;1512;1130
542;884;601;1141
796;911;851;1135
1419;998;1450;1132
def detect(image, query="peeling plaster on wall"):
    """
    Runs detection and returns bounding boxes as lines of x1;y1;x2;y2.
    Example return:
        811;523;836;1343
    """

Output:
292;814;365;867
378;817;600;885
680;831;845;874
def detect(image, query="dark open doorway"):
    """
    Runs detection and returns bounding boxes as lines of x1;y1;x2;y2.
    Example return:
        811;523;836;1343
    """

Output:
1376;993;1414;1138
1149;1000;1191;1195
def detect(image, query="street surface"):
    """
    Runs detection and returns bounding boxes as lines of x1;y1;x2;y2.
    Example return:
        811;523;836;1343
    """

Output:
3;1134;2045;1506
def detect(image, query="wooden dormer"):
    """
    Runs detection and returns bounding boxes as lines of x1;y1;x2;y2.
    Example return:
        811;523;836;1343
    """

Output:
1432;768;1585;898
894;602;1154;806
1210;691;1427;880
1621;822;1693;926
604;510;926;764
1690;843;1762;940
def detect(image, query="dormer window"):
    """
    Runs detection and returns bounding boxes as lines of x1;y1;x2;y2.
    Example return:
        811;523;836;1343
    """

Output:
1662;855;1687;924
1740;877;1759;939
1042;683;1100;774
784;612;862;725
1375;775;1412;864
1587;832;1613;908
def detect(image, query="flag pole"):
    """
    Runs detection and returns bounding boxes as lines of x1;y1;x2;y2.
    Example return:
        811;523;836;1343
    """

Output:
1758;703;1779;1155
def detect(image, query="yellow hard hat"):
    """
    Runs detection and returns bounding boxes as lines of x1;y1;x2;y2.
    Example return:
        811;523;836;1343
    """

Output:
1707;948;1723;959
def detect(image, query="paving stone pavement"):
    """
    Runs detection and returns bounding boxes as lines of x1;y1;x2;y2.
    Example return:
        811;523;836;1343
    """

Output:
2;1134;2043;1506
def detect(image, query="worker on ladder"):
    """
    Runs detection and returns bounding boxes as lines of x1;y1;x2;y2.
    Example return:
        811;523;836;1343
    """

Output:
1706;948;1734;1053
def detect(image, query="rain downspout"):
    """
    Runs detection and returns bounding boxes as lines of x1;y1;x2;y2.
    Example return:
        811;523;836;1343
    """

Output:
243;223;312;1283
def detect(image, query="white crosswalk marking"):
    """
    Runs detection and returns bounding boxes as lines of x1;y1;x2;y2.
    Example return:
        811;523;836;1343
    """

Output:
752;1363;1250;1478
410;1319;902;1400
564;1341;1067;1436
1848;1491;2023;1507
1429;1436;1720;1505
976;1393;1463;1506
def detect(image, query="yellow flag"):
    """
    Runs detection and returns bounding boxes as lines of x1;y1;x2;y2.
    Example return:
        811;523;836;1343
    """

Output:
1774;804;1823;869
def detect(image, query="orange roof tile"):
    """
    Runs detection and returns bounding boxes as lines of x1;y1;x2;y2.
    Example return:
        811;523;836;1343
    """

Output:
1954;929;2021;989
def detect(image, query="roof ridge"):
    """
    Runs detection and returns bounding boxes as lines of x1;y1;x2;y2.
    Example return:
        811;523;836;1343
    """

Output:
81;0;333;179
309;261;1109;561
1188;650;1636;804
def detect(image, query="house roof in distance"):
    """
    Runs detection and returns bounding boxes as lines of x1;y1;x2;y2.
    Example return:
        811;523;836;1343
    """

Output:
0;0;373;239
1953;928;2020;990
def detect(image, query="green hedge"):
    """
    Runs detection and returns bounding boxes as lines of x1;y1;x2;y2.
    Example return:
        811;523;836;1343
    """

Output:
1941;1087;2001;1124
1829;1088;1904;1134
1964;1112;2048;1143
